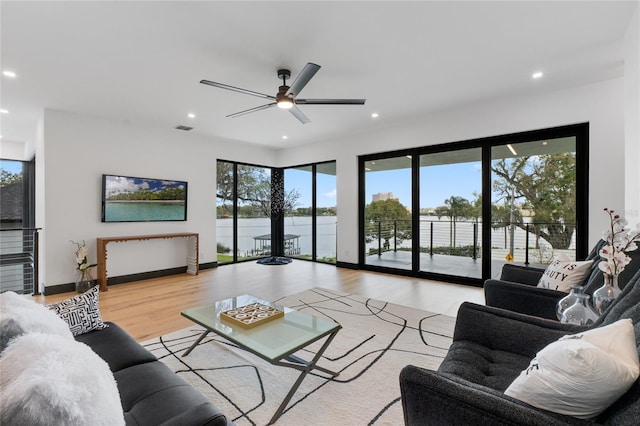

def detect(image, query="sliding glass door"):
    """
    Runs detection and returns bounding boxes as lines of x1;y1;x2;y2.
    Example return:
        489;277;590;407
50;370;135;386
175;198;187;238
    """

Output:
490;136;579;277
283;161;337;263
316;162;337;263
419;149;482;279
216;161;272;263
218;160;337;265
358;124;588;285
216;161;235;264
363;156;413;271
284;166;312;259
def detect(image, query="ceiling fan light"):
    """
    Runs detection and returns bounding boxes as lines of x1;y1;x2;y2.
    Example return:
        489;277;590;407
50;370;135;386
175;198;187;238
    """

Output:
277;99;294;109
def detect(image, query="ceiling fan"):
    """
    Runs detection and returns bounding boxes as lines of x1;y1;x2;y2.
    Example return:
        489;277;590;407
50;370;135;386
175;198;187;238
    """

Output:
200;62;366;124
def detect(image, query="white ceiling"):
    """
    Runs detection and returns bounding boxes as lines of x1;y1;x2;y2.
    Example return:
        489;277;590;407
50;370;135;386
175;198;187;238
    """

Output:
0;1;637;151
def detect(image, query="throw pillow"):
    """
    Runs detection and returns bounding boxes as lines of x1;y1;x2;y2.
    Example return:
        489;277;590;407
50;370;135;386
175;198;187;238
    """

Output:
537;254;594;292
504;319;639;419
0;332;124;426
47;286;108;336
0;291;73;339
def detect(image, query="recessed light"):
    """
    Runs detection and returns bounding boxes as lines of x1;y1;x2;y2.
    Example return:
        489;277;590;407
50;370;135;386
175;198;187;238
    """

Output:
542;141;548;146
187;113;196;119
0;109;8;114
282;135;288;140
371;112;379;118
2;70;16;78
532;71;543;79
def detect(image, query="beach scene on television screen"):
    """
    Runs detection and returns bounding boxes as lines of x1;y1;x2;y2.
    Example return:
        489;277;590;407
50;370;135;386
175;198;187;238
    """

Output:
104;175;187;222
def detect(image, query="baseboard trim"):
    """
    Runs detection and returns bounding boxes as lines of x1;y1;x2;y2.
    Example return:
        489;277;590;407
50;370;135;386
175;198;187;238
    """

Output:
336;261;359;270
43;263;218;295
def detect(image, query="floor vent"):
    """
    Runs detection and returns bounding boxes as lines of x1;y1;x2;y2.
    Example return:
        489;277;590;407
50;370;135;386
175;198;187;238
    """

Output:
175;125;194;131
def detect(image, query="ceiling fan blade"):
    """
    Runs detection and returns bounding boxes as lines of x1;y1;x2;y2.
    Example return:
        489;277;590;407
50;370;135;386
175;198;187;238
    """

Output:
289;105;311;124
295;98;366;105
200;80;275;100
226;103;276;118
286;63;321;97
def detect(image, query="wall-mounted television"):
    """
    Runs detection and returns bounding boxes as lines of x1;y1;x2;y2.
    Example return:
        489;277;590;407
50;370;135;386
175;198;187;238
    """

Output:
102;174;188;222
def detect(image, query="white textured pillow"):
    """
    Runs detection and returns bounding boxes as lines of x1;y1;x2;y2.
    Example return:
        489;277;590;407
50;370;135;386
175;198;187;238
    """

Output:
47;286;108;336
537;254;594;292
0;291;73;339
505;319;639;419
0;332;124;426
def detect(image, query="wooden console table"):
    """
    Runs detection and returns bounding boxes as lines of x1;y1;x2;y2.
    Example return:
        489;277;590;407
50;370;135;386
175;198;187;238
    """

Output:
96;233;199;291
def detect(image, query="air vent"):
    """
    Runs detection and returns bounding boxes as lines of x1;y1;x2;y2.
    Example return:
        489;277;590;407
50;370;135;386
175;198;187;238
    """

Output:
175;125;193;131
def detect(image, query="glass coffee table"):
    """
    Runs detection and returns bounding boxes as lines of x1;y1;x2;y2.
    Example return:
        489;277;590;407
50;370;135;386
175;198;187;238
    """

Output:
181;294;341;425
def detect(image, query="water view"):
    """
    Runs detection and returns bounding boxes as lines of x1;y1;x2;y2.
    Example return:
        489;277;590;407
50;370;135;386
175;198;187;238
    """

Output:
217;216;337;259
104;201;186;222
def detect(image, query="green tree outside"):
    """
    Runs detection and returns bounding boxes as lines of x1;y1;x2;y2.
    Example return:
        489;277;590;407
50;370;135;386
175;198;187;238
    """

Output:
492;153;576;249
364;199;412;252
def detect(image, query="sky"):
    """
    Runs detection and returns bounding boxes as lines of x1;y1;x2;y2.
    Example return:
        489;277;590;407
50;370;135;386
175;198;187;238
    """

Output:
104;175;186;197
283;161;486;210
366;162;483;209
285;168;336;208
0;159;22;174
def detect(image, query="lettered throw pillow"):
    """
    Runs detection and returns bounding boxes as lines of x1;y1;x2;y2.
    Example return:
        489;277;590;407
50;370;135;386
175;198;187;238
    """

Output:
47;286;108;336
537;254;593;292
505;319;639;419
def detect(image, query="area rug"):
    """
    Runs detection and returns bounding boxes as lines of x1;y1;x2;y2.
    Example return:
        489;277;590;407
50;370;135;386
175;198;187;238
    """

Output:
142;287;455;425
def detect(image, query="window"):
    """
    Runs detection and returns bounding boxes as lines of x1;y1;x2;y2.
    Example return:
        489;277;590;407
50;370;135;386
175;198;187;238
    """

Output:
1;159;37;294
283;161;337;264
419;149;482;279
362;156;413;271
359;124;588;285
217;160;337;265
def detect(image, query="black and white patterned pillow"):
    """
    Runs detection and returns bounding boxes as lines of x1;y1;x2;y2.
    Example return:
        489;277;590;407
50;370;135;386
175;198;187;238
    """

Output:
47;286;108;336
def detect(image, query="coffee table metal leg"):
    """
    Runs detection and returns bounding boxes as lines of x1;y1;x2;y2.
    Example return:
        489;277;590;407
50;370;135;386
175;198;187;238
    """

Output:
182;330;210;357
285;354;338;377
268;329;340;425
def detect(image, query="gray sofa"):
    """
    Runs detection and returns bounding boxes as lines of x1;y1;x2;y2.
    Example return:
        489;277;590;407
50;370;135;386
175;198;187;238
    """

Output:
399;268;640;425
484;240;640;320
76;322;234;426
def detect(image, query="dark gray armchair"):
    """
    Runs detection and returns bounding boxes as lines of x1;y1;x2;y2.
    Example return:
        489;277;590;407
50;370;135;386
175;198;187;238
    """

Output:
400;268;640;425
484;240;640;320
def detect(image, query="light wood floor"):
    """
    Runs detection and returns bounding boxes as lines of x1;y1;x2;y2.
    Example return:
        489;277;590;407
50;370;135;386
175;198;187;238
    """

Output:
35;261;484;342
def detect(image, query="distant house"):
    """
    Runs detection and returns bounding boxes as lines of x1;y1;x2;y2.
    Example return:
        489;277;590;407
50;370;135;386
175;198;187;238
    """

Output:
372;192;399;203
0;182;23;224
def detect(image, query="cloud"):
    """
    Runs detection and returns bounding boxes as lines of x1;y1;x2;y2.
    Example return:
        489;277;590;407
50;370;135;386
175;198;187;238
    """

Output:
324;189;337;198
105;176;148;196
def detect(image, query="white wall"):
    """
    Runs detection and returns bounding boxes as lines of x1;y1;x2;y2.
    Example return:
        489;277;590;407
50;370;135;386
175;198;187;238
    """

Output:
38;76;630;288
38;110;275;290
0;140;27;160
277;78;626;264
624;4;640;225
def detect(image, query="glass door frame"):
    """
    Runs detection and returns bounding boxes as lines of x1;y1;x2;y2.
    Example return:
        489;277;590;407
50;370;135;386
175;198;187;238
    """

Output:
282;160;337;263
358;123;589;286
217;159;337;265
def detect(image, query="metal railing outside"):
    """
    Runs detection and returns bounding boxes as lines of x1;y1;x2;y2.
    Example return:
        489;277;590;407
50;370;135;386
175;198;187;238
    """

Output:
0;228;40;295
365;219;576;265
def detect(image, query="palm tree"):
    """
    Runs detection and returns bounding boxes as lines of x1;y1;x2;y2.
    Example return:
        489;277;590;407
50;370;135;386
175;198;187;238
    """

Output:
444;196;472;247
